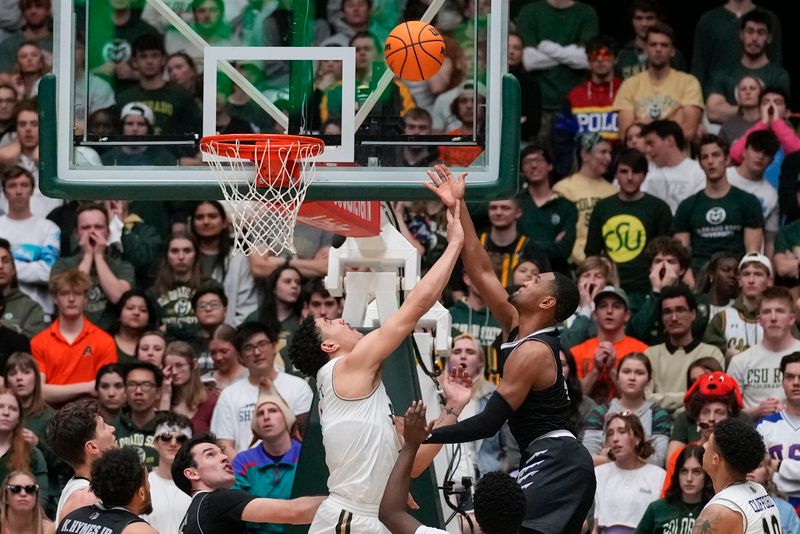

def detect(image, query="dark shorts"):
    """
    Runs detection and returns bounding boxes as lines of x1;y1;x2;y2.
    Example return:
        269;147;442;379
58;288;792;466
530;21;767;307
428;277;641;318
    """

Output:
516;434;596;534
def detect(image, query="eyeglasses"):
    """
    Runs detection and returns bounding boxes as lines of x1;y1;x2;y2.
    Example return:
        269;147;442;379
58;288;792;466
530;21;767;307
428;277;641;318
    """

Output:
6;484;38;495
125;381;157;392
197;300;223;311
242;339;273;356
157;433;189;444
589;48;613;62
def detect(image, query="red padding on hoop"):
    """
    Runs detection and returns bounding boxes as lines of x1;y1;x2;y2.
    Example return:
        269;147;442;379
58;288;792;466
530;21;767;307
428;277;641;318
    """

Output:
297;201;381;237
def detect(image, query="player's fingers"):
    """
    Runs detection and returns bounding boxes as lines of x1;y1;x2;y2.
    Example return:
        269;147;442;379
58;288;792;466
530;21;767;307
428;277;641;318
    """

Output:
426;169;442;185
422;182;440;196
434;164;450;181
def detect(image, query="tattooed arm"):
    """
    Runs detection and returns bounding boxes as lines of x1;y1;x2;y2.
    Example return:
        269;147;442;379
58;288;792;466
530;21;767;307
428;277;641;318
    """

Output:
691;504;744;534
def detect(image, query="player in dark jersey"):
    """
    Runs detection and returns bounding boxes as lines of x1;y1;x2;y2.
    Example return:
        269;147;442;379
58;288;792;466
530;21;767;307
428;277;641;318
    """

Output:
424;165;596;534
57;446;156;534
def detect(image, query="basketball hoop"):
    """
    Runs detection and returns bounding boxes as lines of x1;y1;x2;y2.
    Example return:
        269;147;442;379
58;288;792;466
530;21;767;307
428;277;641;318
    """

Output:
200;134;325;256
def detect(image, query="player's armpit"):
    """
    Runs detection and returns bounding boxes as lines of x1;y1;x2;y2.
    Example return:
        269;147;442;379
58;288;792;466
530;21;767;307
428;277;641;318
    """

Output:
691;504;742;534
495;342;557;410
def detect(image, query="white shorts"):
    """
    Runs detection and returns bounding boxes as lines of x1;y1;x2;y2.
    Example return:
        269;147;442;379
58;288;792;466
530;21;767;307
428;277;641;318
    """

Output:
307;496;390;534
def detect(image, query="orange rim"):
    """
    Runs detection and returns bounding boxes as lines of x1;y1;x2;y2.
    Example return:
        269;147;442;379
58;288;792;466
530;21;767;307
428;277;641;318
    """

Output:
200;133;325;161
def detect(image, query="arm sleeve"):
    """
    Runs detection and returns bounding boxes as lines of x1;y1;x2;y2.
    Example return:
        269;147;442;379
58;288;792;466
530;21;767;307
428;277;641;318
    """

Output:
634;503;656;534
537;41;588;69
13;222;60;284
584;202;604;258
730;121;769;165
670;199;692;233
522;46;558;70
771;119;800;157
559;314;595;349
210;390;236;440
549;199;578;262
679;74;705;109
702;312;727;354
744;193;766;228
775;226;794;254
425;391;514;444
625;293;660;344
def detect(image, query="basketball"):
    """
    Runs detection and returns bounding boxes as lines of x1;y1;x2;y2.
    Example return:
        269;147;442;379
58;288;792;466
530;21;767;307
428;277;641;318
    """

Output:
384;21;446;81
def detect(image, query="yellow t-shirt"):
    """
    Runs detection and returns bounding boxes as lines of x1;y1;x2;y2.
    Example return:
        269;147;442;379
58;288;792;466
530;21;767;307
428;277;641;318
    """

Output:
552;173;617;263
612;69;704;122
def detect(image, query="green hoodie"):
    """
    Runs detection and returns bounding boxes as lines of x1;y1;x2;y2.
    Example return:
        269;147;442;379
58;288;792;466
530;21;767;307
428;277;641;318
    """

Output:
447;299;502;350
1;287;46;337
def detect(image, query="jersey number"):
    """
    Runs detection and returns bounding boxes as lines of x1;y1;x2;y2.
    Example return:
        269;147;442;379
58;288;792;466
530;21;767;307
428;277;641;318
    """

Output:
762;515;780;534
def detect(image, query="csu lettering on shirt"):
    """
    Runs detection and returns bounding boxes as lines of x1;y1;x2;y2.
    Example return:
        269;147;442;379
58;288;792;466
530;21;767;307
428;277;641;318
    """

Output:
746;367;782;387
60;519;113;534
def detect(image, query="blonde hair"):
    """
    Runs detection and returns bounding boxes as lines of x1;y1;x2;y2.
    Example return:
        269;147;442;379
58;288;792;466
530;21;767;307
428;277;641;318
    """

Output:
0;470;47;534
49;269;91;295
164;341;207;411
576;256;619;287
450;333;493;399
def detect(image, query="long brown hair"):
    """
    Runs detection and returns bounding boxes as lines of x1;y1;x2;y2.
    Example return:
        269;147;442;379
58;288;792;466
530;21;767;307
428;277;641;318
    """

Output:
0;470;47;534
605;412;654;461
0;386;32;474
164;341;207;411
154;232;205;295
2;353;48;418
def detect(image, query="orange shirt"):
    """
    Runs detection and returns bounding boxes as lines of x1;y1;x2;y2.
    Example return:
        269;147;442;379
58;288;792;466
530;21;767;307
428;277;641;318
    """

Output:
572;336;650;378
31;318;118;384
438;128;484;166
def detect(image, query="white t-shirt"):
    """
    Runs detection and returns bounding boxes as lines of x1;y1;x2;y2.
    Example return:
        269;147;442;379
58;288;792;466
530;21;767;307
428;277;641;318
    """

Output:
726;167;779;233
594;462;666;529
727;339;800;409
210;372;313;452
141;471;191;534
641;158;705;214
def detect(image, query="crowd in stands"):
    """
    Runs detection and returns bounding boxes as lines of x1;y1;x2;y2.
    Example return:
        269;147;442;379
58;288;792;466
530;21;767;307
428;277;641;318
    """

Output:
4;0;800;532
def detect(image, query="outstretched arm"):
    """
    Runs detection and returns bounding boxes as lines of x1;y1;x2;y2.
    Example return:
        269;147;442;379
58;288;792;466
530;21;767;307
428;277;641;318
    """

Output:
242;496;325;525
425;165;519;332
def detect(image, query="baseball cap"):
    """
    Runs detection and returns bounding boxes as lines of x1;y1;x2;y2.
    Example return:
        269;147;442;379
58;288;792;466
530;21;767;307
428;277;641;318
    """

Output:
120;102;155;126
593;285;629;309
738;252;772;276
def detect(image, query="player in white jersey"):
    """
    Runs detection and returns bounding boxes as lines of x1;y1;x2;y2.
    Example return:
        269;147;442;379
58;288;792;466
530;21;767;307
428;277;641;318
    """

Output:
288;195;472;533
694;419;782;534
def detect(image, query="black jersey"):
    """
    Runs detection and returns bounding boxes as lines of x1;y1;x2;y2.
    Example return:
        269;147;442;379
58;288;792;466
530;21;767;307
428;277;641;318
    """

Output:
57;503;146;534
499;326;573;454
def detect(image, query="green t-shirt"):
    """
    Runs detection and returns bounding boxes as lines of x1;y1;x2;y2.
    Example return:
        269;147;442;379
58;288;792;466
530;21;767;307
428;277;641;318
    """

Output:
585;193;673;295
708;62;790;104
635;498;704;534
516;192;578;274
514;1;598;110
672;187;764;274
114;411;159;468
774;218;800;254
149;283;200;341
116;82;201;136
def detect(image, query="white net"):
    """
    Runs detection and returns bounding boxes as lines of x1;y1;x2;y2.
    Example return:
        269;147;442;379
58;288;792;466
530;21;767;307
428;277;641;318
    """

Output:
200;136;323;257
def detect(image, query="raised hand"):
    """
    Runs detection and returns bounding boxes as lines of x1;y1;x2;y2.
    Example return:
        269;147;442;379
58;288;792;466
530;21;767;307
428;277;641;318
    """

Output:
403;400;433;447
424;164;466;208
445;201;464;248
442;367;474;412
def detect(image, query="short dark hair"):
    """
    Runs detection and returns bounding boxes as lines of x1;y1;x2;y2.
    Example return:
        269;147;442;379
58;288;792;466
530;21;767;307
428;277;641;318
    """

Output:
403;107;432;124
123;361;164;389
95;363;125;390
113;289;159;334
645;236;691;272
615;148;648;174
713;419;766;476
90;447;147;507
586;35;617;56
132;33;166;57
697;134;730;157
287;316;329;378
641;120;685;151
46;399;101;467
646;22;676;45
780;352;800;374
349;31;379;49
76;202;109;226
172;433;219;495
191;285;229;310
303;278;334;305
759;286;794;312
552;272;579;324
745;129;780;158
659;284;697;311
233;321;276;353
1;165;35;190
740;8;772;32
629;0;663;19
760;86;790;108
473;472;526;534
520;143;552;165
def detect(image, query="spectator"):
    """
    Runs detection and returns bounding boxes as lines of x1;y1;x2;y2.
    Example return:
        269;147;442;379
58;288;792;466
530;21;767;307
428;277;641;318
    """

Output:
202;324;248;390
428;40;473;133
103;199;164;290
0;84;17;141
516;144;577;275
571;286;649;403
165;52;200;101
447;274;502;357
73;32;115;123
0;470;54;534
756;352;800;513
644;285;725;412
516;0;598;142
31;270;117;406
211;322;313;453
397;108;438;167
111;289;158;362
582;353;671;467
0;386;47;500
636;444;713;534
51;203;135;332
438;84;485;166
136;330;167;368
728;287;800;417
508;32;542;143
100;102;180;166
4;352;54;448
746;454;800;534
616;0;686;80
614;24;703;143
552;133;616;264
561;347;597;440
94;364;126;424
639;120;705;215
165;0;236;67
560;255;618;348
321;0;381;47
695;252;740;318
47;399;116;524
255;265;304;365
161;341;217;434
478;199;528;288
673;135;764;275
719;74;764;145
115;361;164;467
191;201;258;326
301;278;341;321
0;165;60;317
623;122;646;152
0;300;29;370
704;252;773;361
142;412;193;534
705;9;789;126
232;382;300;534
8;41;49;99
0;0;52;74
189;285;228;372
691;1;781;96
593;412;666;532
585;148;672;302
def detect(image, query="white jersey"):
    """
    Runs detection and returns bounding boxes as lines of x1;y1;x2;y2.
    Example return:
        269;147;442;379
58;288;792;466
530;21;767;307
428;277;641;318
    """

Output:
705;481;781;534
316;358;401;508
716;306;763;355
56;476;91;525
756;410;800;497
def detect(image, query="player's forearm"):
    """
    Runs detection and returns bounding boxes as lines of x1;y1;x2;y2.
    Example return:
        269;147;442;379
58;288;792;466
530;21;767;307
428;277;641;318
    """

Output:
457;199;495;282
380;444;418;527
426;392;512;444
411;409;460;476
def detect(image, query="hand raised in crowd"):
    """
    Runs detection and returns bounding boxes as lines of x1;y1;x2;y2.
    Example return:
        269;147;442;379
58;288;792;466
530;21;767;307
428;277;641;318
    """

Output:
91;230;108;256
649;261;679;293
424;164;466;209
20;427;39;447
578;278;601;309
761;99;776;125
754;397;783;418
593;341;616;372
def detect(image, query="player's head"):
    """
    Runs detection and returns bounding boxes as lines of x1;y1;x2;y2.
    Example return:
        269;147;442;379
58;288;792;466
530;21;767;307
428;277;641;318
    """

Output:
472;471;526;534
46;399;116;469
508;272;579;324
90;446;152;515
289;316;364;378
172;433;234;495
703;419;766;480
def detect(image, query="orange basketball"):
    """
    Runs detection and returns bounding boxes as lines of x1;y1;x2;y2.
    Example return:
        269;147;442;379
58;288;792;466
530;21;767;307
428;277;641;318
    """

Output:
384;21;446;81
